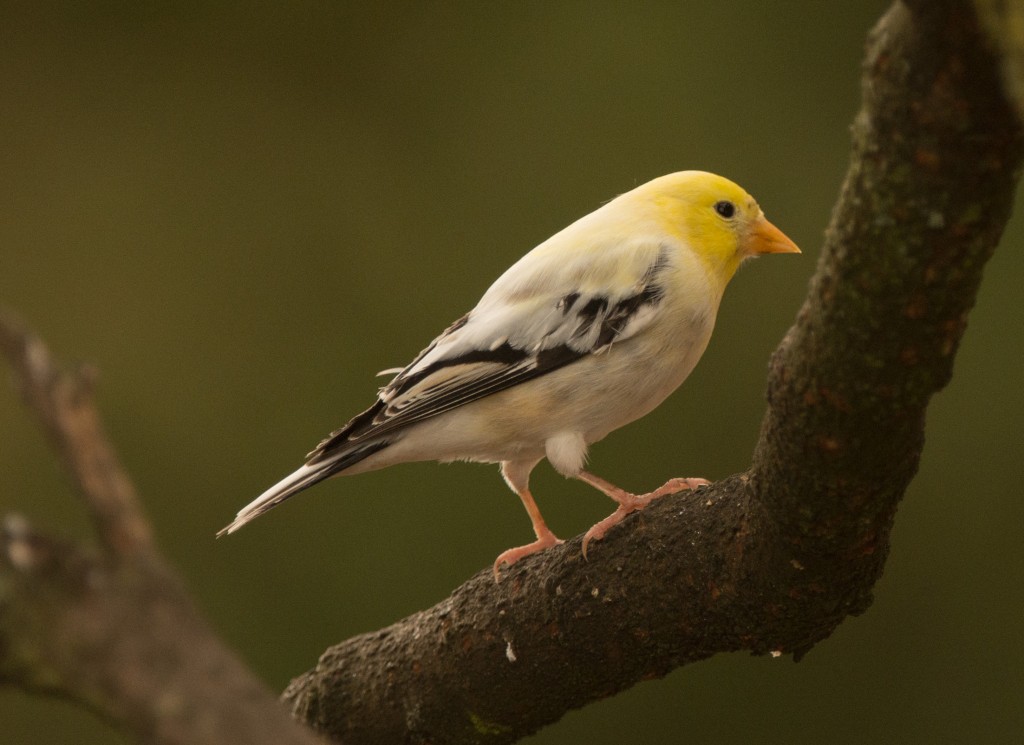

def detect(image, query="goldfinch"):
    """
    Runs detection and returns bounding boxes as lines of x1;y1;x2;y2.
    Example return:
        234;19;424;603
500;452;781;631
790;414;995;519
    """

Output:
219;171;799;579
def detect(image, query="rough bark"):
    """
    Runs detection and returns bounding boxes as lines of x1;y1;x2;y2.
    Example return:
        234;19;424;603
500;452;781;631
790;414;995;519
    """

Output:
0;312;324;745
1;1;1021;744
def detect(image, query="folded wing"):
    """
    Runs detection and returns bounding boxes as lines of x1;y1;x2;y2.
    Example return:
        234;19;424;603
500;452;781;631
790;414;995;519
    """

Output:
307;243;673;462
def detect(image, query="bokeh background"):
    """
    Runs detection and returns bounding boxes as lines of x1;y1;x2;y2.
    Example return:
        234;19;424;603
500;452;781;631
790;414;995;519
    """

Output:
2;2;1022;743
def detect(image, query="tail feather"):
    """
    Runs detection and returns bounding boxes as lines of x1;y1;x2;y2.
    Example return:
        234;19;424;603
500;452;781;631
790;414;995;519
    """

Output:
217;440;390;537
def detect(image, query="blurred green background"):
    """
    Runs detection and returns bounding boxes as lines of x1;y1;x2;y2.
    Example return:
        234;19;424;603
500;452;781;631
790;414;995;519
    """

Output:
2;2;1022;743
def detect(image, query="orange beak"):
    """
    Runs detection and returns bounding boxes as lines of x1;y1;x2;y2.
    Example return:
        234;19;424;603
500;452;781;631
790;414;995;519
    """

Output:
745;216;801;256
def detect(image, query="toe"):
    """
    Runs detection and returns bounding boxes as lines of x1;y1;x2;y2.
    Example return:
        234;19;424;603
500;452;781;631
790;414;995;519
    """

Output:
643;477;710;502
492;534;563;581
581;506;632;559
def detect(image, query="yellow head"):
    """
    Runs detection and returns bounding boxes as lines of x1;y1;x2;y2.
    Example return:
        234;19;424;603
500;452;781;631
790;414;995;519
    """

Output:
627;170;800;281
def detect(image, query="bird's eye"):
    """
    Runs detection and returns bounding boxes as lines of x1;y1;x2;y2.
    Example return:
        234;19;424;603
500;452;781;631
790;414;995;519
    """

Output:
714;200;736;219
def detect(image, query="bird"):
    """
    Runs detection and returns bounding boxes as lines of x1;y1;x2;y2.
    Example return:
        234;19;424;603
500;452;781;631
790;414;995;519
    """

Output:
218;171;800;580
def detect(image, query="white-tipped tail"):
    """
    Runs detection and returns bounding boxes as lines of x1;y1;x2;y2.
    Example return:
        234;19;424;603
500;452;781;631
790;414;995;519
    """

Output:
217;461;334;537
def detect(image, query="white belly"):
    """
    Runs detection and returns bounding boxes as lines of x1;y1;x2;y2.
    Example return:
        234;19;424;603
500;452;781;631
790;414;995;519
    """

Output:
348;311;714;475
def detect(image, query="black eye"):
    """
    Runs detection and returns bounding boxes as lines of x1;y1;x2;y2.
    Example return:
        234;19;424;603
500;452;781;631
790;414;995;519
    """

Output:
714;200;736;219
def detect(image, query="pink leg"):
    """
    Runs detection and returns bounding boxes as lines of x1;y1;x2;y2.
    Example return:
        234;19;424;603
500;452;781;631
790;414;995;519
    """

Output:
575;471;709;557
493;460;563;581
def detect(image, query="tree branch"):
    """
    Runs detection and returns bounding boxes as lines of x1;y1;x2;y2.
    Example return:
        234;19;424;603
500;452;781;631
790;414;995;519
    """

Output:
0;311;324;745
281;2;1022;742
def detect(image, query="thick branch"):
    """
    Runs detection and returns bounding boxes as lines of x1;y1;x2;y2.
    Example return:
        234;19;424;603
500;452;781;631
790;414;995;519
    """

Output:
282;3;1022;743
0;314;324;745
752;0;1023;618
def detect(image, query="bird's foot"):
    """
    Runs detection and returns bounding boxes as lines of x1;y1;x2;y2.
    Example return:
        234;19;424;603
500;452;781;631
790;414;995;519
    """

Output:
493;532;563;582
581;477;709;558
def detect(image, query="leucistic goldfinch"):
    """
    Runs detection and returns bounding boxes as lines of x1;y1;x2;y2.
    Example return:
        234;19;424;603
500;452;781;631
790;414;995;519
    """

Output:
219;171;799;579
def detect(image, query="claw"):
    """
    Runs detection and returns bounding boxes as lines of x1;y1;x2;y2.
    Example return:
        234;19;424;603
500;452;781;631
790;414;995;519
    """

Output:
581;476;709;558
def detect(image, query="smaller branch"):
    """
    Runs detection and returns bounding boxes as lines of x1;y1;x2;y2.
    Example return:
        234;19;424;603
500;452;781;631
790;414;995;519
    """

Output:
0;310;325;745
0;310;151;560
